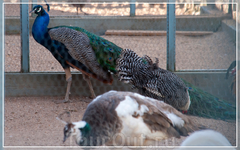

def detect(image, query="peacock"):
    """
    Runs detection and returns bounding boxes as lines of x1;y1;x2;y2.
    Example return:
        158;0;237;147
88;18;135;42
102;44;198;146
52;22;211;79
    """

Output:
57;91;204;146
30;3;122;103
226;60;238;96
116;49;236;121
225;60;236;80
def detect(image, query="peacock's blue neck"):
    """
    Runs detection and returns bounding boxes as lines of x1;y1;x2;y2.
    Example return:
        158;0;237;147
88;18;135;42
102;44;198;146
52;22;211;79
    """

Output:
32;11;50;46
31;7;73;69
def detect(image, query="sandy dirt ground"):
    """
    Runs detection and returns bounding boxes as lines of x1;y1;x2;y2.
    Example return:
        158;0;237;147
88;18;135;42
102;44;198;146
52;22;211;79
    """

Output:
3;1;237;149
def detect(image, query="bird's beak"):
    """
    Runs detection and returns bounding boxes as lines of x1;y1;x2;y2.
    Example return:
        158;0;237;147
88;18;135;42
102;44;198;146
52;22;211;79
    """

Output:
29;8;36;13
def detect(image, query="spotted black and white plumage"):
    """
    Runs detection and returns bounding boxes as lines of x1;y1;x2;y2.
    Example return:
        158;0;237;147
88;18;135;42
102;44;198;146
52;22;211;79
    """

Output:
59;91;204;146
116;49;191;111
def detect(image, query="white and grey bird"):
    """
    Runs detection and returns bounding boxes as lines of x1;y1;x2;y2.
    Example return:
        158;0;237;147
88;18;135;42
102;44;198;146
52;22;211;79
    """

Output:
116;49;191;112
176;129;235;150
57;91;204;146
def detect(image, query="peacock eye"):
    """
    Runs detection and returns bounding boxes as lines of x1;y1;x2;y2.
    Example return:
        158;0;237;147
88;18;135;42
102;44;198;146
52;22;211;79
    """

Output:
37;7;41;13
101;41;108;46
108;57;113;62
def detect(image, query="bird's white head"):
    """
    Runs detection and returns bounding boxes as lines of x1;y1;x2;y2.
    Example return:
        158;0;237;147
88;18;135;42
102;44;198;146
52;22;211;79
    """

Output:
56;112;90;145
62;121;90;144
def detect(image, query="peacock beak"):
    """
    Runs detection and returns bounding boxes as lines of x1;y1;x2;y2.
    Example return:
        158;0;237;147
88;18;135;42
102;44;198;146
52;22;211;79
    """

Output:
29;8;36;13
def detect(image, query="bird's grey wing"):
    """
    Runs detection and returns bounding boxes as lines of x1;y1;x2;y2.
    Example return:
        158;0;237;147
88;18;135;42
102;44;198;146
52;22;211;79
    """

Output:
49;27;111;80
131;93;202;137
129;93;184;138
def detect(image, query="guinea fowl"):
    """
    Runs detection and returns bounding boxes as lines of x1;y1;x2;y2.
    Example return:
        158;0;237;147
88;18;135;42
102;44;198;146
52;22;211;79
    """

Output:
116;49;236;120
30;4;122;103
68;0;90;15
57;91;204;146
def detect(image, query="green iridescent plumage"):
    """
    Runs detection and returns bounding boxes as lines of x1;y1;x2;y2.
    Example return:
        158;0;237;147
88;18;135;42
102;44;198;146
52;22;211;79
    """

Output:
52;26;122;73
183;80;236;121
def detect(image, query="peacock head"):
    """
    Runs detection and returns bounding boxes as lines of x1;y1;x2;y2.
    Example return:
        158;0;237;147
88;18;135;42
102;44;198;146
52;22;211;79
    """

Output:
30;5;46;16
63;121;91;144
56;111;91;145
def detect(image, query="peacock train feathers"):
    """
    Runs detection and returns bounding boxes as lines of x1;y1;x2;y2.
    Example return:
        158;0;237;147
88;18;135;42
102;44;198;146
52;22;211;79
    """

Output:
183;80;236;121
116;49;236;121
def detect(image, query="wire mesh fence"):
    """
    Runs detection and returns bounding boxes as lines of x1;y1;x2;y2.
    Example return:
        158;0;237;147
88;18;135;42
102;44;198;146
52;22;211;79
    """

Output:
3;0;206;17
4;0;236;72
3;0;238;148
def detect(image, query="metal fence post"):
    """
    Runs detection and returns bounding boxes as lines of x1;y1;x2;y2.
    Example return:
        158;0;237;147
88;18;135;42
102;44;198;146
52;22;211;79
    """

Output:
130;0;135;17
20;0;30;73
0;1;4;149
166;0;176;71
